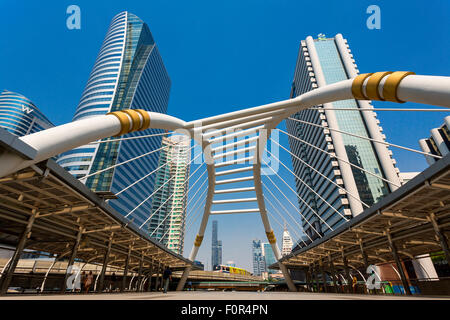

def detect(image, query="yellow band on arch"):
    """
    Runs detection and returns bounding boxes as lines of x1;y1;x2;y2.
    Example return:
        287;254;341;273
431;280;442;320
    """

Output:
134;109;151;130
383;71;415;103
351;73;373;100
107;111;131;136
123;109;142;132
365;71;392;101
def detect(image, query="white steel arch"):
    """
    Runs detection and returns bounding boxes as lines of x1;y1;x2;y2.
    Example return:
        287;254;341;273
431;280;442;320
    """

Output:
1;72;449;292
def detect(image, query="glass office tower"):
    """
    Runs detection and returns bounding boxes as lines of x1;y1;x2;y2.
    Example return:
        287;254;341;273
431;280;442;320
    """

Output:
57;12;171;228
149;135;190;254
262;242;276;272
252;239;265;276
286;34;401;241
0;90;54;136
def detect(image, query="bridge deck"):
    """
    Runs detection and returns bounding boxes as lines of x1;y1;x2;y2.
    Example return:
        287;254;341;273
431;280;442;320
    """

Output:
274;153;450;270
0;131;192;273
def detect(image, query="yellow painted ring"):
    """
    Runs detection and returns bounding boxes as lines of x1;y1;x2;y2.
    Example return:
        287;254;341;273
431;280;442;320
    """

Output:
366;71;392;101
383;71;415;103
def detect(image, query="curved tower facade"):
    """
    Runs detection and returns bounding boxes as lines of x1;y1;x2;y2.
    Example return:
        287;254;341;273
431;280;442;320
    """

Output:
57;12;171;228
0;90;54;136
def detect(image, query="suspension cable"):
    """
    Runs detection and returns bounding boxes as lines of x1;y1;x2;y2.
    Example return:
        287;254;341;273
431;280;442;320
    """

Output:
116;147;194;196
186;178;209;215
288;117;442;159
184;187;209;234
139;192;174;229
79;145;168;181
262;158;333;232
265;196;308;246
124;170;177;219
277;128;401;188
262;181;317;242
270;137;370;209
123;144;197;218
149;160;206;238
265;194;306;242
266;148;350;222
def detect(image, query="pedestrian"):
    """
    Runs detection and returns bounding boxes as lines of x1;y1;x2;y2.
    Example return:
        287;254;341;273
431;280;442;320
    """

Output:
84;271;93;294
337;279;342;293
80;271;86;293
162;266;172;293
111;272;117;292
352;275;358;294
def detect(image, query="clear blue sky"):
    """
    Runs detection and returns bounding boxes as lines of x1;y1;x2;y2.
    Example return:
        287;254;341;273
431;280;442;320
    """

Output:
1;0;449;271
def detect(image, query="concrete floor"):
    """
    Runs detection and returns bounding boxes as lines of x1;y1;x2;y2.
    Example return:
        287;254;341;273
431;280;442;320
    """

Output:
1;291;449;300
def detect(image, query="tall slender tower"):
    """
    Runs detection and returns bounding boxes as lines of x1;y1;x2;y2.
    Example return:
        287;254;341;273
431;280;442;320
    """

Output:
57;12;171;228
149;135;190;254
211;220;222;269
287;34;401;241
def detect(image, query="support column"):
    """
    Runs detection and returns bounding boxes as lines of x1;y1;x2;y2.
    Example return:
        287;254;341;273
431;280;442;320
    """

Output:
386;230;411;295
137;253;144;292
313;263;320;292
0;210;37;295
341;249;351;293
61;227;83;293
319;260;328;293
305;266;312;292
177;265;191;291
359;239;373;294
147;259;153;292
328;254;338;293
429;212;450;265
97;233;113;293
157;263;163;292
121;245;131;292
154;262;161;291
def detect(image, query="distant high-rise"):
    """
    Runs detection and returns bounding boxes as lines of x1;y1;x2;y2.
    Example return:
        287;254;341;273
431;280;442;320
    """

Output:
281;227;293;256
211;220;222;269
262;242;276;272
419;116;450;165
149;135;190;254
252;239;265;276
0;90;54;136
286;34;401;241
57;12;171;228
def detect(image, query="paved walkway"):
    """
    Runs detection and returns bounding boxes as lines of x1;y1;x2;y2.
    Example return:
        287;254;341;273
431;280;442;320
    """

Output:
1;291;449;300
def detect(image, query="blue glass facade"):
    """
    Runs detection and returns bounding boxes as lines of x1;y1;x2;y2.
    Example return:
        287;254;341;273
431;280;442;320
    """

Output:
0;90;54;136
262;242;276;272
57;12;171;228
287;36;391;241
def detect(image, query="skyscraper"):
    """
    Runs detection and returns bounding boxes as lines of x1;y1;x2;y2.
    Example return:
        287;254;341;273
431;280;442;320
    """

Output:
281;227;293;256
419;116;450;165
0;90;54;136
57;12;171;228
252;239;265;276
149;135;190;254
262;242;277;272
211;220;222;269
287;34;401;241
